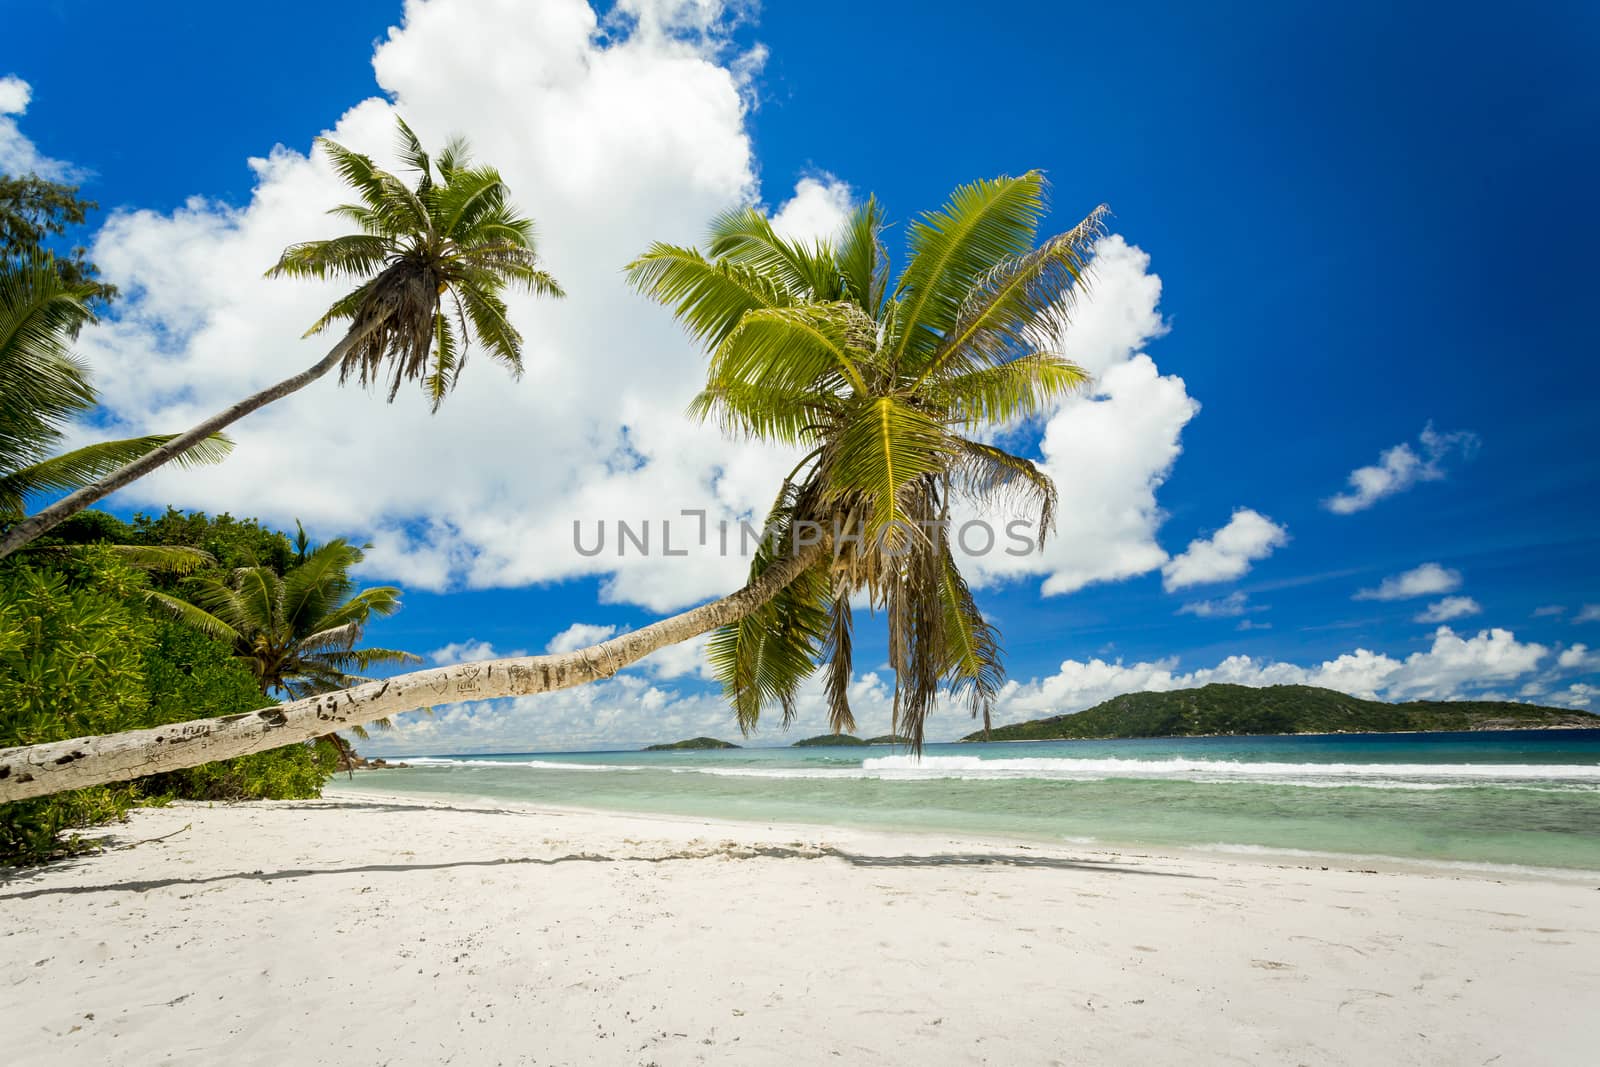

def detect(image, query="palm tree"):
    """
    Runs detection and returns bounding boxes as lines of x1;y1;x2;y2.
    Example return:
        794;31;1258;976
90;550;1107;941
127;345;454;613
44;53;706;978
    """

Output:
0;118;562;560
151;537;421;759
628;175;1105;746
0;262;231;528
0;174;1107;802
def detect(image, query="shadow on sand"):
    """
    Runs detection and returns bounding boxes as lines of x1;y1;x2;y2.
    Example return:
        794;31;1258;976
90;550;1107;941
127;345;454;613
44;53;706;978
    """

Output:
1;844;1197;899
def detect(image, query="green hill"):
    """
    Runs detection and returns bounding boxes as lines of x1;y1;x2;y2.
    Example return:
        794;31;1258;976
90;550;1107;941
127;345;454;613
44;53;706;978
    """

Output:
962;684;1599;741
792;733;919;747
792;734;869;747
643;736;740;751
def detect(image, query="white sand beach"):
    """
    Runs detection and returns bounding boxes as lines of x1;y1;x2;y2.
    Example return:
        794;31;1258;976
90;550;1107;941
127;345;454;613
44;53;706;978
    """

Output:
4;793;1597;1066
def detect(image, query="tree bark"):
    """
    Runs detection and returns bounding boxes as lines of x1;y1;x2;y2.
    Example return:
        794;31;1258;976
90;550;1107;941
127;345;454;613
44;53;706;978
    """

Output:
0;541;824;803
0;322;379;560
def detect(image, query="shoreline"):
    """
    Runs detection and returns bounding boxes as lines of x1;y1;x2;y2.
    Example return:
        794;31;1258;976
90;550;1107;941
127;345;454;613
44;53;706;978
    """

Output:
6;796;1593;1062
4;794;1597;1064
329;780;1600;885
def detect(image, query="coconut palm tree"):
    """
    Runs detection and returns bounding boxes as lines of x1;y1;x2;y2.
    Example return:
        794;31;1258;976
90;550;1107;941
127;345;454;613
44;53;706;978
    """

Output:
0;118;562;560
0;262;231;527
628;176;1106;746
150;537;421;761
0;174;1107;802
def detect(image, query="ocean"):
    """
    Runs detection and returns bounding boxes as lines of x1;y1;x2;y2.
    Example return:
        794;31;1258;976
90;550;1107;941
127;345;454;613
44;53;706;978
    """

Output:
331;729;1600;872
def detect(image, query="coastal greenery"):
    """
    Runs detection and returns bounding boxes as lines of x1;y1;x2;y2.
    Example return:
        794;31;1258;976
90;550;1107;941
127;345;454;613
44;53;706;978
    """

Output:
0;548;337;864
962;684;1600;741
629;175;1106;748
791;733;915;747
0;173;118;307
643;737;740;751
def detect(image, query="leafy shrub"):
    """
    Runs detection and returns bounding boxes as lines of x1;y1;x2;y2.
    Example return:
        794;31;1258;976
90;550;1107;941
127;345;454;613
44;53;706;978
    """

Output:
0;549;335;865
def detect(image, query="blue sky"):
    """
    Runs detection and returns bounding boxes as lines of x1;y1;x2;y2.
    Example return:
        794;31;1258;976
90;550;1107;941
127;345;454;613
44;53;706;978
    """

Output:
4;0;1597;750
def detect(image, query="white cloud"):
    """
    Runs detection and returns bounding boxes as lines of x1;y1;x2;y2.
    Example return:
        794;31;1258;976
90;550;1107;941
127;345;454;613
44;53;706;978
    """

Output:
73;6;1206;615
1575;605;1600;624
768;175;852;242
634;631;717;680
545;622;620;654
1235;619;1272;632
1557;644;1599;671
1324;422;1480;514
74;0;801;614
993;625;1549;720
0;75;76;180
1414;596;1481;623
962;236;1201;597
1532;605;1566;617
356;623;1574;753
1354;562;1461;601
1555;683;1599;709
1160;509;1288;592
430;638;529;665
1177;591;1253;618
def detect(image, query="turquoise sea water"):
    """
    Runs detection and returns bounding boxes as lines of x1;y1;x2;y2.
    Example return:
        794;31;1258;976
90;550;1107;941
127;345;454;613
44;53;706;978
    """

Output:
331;729;1600;871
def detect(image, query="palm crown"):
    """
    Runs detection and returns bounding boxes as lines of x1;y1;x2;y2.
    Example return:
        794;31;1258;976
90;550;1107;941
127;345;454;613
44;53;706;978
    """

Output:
629;173;1107;747
152;537;420;736
0;263;230;520
268;118;564;411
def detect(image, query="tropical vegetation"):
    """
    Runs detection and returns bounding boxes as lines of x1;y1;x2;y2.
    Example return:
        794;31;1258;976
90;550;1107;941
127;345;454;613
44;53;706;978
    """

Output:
0;172;1110;803
964;684;1600;741
0;546;338;864
628;175;1106;746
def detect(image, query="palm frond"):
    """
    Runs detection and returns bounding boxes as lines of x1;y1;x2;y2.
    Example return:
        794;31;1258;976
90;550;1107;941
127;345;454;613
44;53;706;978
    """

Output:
889;172;1049;371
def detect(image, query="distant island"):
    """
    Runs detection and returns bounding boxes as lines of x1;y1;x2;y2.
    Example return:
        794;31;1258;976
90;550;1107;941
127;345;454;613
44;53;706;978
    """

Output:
642;737;740;751
962;683;1600;741
792;734;915;747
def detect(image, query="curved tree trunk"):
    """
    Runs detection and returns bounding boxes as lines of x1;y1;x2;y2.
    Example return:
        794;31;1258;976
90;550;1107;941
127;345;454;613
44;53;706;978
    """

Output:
0;322;380;561
0;542;824;803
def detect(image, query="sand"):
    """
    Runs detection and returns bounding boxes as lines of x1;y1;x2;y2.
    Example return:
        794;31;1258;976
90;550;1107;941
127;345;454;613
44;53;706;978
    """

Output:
3;792;1597;1065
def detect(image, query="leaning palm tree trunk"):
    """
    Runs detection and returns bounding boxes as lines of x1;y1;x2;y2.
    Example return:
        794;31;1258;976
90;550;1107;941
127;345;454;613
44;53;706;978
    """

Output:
0;321;382;560
0;541;824;802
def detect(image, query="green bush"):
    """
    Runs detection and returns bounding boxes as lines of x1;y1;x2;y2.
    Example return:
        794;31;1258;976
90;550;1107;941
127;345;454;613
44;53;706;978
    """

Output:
0;549;335;865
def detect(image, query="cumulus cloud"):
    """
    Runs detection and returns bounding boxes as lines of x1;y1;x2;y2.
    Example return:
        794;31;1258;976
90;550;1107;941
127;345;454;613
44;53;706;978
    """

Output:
357;624;1572;753
430;638;527;665
1557;644;1599;671
768;175;853;242
1556;683;1599;709
1324;422;1480;514
959;235;1199;597
992;625;1549;723
72;5;1208;614
74;0;801;614
1354;562;1461;601
1414;596;1481;623
545;622;620;654
1160;509;1288;592
0;75;76;179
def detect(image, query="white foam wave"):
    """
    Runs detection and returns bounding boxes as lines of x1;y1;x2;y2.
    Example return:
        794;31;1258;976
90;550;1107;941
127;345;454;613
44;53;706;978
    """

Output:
403;757;640;772
857;755;1600;783
395;754;1600;789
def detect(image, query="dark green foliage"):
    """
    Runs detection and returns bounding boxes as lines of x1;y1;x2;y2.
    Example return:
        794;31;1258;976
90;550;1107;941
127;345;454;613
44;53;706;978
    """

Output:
864;735;914;745
0;550;334;865
49;507;296;579
964;684;1600;741
642;737;740;751
0;174;118;309
792;733;869;747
